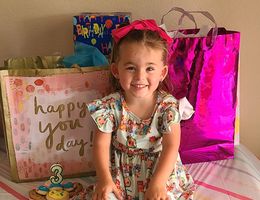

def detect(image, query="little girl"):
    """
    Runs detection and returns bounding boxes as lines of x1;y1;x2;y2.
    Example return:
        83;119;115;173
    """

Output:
87;19;195;200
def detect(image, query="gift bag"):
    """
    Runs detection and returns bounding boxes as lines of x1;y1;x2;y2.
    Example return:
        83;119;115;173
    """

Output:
0;65;111;182
73;12;131;57
162;8;240;163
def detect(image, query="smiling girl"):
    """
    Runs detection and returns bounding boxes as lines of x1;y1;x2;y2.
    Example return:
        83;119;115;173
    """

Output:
87;19;195;200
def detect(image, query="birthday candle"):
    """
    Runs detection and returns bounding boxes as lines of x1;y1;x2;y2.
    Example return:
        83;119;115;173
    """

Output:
49;163;63;184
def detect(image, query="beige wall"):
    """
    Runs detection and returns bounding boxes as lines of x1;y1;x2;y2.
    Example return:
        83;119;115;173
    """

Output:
0;0;259;157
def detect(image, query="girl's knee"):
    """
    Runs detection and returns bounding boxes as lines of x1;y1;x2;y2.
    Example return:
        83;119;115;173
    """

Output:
107;192;119;200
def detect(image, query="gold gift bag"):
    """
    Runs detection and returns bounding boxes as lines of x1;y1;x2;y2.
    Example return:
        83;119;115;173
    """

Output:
0;62;110;182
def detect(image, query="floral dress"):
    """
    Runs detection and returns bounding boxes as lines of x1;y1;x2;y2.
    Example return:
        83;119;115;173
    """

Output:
87;91;195;200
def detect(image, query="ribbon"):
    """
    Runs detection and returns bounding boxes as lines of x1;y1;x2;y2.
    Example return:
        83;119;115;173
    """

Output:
112;19;173;46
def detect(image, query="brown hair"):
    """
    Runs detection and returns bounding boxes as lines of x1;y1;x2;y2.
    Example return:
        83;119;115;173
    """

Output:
110;27;172;92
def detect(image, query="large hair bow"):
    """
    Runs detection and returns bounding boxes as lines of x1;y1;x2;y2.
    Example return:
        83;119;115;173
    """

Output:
112;19;173;46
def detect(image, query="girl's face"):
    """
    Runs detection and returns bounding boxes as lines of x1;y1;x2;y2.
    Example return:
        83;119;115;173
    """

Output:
111;42;168;100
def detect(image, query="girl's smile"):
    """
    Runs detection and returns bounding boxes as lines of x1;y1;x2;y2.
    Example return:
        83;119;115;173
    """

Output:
130;83;148;89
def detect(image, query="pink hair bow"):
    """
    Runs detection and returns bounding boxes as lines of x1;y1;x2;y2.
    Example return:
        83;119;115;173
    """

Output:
112;19;173;46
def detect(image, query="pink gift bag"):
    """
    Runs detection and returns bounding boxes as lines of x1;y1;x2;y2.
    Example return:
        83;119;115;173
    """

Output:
162;8;240;163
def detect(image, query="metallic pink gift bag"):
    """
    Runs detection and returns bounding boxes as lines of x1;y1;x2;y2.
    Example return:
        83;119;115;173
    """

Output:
168;28;240;164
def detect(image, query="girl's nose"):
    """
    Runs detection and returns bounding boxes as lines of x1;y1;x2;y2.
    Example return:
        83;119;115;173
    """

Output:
135;69;145;80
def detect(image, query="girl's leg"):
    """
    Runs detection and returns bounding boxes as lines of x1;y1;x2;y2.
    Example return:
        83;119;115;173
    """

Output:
167;192;177;200
85;189;119;200
107;192;119;200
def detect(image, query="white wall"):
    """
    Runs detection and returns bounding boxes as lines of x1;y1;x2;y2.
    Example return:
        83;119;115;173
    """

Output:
0;0;259;157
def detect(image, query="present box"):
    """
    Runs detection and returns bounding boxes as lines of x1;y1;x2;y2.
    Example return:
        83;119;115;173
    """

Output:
73;12;131;57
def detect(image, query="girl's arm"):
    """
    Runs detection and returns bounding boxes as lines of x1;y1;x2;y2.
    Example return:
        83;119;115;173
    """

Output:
150;123;181;184
145;123;180;199
92;131;122;200
93;130;112;181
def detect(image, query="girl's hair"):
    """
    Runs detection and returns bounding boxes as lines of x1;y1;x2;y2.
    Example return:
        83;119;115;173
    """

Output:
110;25;172;92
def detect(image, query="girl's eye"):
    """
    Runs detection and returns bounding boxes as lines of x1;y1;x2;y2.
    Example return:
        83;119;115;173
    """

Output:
146;66;155;71
126;66;135;71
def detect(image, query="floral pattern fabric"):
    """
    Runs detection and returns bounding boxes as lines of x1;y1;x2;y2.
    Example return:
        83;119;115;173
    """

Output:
87;91;195;200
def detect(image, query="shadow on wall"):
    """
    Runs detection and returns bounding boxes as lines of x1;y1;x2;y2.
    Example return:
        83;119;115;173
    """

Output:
0;14;75;66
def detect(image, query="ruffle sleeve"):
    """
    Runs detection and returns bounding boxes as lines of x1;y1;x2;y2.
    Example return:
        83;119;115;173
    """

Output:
178;97;194;120
158;94;181;133
87;93;120;133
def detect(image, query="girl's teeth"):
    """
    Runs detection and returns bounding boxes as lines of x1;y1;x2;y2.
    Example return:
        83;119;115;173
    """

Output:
134;84;145;88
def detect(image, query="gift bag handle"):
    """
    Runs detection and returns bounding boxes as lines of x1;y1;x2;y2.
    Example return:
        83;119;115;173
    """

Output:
180;10;218;46
161;7;218;49
160;7;198;31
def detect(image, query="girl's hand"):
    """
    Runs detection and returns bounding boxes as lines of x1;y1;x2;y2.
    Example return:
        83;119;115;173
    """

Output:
144;183;169;200
92;179;122;200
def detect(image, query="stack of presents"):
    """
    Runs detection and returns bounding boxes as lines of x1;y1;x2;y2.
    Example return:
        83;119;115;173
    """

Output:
0;12;131;182
0;9;240;197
